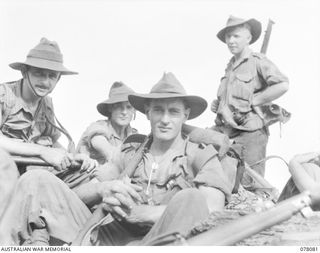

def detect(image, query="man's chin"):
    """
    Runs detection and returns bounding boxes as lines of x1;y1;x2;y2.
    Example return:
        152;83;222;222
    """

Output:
35;90;51;97
154;133;175;142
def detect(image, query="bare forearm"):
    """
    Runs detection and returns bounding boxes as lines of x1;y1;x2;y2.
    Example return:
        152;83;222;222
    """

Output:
91;135;116;162
0;136;45;157
252;82;289;106
73;180;102;207
148;205;166;224
289;160;319;192
131;204;166;225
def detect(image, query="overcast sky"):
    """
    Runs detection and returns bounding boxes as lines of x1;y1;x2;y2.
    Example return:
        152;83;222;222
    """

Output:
1;0;320;191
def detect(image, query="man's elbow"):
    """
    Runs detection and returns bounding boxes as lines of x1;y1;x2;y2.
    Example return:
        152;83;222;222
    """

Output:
279;81;289;95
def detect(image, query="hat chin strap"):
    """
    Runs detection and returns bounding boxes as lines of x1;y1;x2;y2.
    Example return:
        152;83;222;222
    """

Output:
26;71;51;98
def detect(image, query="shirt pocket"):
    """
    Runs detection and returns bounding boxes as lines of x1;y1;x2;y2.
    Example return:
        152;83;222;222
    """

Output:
230;73;254;113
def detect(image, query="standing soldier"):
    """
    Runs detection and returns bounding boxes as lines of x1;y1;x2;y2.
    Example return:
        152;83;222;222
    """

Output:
211;16;289;190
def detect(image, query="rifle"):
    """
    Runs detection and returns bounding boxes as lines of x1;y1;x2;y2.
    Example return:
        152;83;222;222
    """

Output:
186;191;313;245
260;19;275;54
11;155;91;189
12;155;81;169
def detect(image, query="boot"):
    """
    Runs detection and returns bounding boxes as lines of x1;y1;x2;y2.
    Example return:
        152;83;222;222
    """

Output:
22;228;49;246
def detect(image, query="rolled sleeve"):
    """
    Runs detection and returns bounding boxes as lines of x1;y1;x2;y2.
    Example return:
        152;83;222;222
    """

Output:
84;121;111;149
257;57;289;88
191;145;233;202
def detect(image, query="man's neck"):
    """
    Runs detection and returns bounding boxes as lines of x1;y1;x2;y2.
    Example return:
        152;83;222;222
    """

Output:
150;133;184;156
110;120;127;140
234;46;251;62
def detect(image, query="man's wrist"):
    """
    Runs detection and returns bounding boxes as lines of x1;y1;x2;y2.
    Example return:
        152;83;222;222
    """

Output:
38;145;49;159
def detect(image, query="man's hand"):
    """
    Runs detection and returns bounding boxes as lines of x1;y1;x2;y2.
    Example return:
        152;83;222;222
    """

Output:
98;180;143;220
72;153;98;172
124;204;166;226
211;99;219;113
39;147;72;171
290;152;320;165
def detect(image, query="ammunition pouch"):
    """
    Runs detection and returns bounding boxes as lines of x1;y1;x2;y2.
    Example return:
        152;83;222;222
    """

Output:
256;103;291;126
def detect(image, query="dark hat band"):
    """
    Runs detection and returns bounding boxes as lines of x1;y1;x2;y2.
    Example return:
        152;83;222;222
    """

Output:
28;49;63;63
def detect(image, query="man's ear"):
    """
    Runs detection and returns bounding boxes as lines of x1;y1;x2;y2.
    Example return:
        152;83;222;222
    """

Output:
21;68;27;78
144;105;150;120
247;32;252;44
184;108;191;122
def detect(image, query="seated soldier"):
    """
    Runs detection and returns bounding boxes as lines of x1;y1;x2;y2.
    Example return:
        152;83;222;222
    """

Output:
0;148;19;228
278;152;320;209
0;72;235;246
0;38;96;177
76;81;137;165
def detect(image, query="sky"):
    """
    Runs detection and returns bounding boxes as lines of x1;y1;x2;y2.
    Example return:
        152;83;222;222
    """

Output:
1;0;320;191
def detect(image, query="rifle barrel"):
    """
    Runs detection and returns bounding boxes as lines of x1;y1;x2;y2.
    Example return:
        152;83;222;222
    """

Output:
12;156;50;166
12;155;81;169
260;19;275;55
187;191;312;246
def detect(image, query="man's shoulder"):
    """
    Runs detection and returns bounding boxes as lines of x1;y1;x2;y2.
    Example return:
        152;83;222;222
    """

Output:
121;134;147;153
186;141;219;170
251;52;266;60
0;80;21;107
0;80;20;94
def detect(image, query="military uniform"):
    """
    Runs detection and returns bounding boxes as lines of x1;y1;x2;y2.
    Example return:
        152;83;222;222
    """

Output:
0;80;61;145
216;50;288;186
76;119;137;165
91;134;234;245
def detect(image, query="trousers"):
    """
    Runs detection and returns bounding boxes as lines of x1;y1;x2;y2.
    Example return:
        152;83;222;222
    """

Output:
94;188;210;245
233;128;269;189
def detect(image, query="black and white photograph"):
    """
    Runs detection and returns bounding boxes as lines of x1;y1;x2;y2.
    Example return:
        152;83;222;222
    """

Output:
0;0;320;251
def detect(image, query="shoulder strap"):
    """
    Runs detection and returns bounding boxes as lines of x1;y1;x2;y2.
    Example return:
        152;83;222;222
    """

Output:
187;143;218;174
44;105;76;153
119;134;151;178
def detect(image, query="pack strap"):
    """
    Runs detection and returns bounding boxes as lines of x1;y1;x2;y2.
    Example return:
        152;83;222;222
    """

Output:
45;113;76;154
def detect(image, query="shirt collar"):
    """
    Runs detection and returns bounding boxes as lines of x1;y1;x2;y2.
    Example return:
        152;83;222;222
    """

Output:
228;48;253;70
10;79;34;115
144;134;189;161
107;119;134;141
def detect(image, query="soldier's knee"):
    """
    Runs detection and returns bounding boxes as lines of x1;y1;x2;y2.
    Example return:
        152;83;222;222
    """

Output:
172;188;205;205
19;169;57;185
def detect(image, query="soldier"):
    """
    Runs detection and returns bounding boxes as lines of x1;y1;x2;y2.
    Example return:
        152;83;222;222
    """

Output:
77;82;137;165
211;16;289;190
83;72;234;245
0;38;97;174
0;72;234;246
278;152;320;209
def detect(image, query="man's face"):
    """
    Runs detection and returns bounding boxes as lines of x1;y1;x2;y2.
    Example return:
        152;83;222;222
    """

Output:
25;66;60;97
110;101;135;127
146;98;190;142
225;26;252;56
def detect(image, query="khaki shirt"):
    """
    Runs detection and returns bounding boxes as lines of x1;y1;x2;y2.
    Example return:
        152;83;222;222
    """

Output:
76;119;137;164
115;136;233;205
217;50;289;132
0;80;61;145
